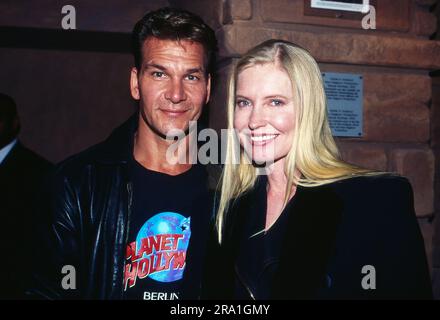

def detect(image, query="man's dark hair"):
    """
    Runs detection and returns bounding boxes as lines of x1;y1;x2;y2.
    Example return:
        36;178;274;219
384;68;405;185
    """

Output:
132;7;217;74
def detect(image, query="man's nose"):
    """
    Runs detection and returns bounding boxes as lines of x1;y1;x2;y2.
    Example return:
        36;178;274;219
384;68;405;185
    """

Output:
248;106;266;130
165;79;187;103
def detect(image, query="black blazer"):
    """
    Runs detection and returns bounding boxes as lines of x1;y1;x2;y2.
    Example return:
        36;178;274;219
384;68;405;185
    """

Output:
202;174;432;300
0;142;53;299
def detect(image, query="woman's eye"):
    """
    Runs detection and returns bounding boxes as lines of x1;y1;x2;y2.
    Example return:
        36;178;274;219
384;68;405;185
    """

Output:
270;99;284;106
236;99;251;108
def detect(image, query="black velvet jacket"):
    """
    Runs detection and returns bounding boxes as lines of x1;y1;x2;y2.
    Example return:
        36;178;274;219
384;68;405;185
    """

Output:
29;115;213;299
202;175;433;300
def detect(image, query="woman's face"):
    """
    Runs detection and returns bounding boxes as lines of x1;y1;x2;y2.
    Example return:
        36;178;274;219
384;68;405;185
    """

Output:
234;63;296;165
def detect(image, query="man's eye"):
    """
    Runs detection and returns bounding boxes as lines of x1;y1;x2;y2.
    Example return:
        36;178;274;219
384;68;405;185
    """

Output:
186;74;200;81
152;71;165;78
236;99;251;108
270;99;284;106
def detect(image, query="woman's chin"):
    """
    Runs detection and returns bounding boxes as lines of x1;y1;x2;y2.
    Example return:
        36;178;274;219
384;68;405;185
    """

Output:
243;154;275;167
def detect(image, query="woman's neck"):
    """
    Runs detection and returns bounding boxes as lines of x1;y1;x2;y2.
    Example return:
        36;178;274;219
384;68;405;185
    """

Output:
266;159;288;195
264;159;297;230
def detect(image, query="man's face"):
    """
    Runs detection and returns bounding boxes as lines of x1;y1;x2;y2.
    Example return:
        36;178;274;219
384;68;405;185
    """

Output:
130;37;211;138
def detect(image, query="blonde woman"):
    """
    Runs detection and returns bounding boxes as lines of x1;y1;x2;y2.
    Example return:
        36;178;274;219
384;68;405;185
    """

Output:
202;40;432;299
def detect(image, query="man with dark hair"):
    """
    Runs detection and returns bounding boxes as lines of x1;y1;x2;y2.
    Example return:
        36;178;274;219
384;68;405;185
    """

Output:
31;7;217;300
0;93;52;299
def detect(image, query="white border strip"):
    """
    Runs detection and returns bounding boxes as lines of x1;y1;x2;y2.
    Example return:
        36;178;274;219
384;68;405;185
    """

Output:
311;0;370;13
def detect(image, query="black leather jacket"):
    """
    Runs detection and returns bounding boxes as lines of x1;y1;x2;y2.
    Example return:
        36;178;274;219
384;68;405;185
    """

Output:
30;114;214;299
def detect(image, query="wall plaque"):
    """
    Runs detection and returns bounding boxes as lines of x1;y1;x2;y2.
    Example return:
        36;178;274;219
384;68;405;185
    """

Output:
322;72;363;137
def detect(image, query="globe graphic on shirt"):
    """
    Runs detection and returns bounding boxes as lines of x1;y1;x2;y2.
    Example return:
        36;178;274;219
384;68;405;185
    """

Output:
135;212;191;282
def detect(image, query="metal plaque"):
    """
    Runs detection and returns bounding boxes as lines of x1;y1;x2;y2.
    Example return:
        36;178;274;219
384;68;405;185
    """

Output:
322;72;363;137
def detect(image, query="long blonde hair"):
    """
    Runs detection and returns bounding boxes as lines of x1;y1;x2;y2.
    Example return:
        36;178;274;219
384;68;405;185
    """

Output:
216;39;377;243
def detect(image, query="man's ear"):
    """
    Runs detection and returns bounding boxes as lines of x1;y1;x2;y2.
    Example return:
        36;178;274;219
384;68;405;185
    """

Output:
130;67;140;100
205;74;211;104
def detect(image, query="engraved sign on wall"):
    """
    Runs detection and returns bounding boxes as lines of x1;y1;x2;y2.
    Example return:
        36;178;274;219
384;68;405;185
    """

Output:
322;72;363;137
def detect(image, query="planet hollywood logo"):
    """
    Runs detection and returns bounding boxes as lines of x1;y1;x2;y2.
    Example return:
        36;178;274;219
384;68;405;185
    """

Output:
124;212;191;289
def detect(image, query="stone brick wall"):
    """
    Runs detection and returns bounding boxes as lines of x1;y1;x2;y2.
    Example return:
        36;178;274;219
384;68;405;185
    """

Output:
431;1;440;299
0;0;168;32
173;0;439;217
432;74;440;298
0;0;167;162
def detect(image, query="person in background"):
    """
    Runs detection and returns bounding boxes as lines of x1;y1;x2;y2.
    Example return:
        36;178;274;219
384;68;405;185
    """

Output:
202;40;432;300
0;93;53;299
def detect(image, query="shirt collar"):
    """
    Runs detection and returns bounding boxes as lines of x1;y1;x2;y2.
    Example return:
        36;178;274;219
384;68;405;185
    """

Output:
0;139;18;165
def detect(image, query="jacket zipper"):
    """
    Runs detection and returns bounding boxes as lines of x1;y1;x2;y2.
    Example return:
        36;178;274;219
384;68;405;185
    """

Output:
234;265;256;300
120;181;133;297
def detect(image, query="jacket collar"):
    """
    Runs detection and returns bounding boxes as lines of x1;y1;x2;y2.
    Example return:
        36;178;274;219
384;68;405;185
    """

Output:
94;113;138;164
273;183;343;299
231;178;343;299
0;138;18;165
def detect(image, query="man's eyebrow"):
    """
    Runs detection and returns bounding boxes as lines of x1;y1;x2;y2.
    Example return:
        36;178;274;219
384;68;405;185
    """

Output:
143;63;205;74
186;68;204;74
143;63;167;71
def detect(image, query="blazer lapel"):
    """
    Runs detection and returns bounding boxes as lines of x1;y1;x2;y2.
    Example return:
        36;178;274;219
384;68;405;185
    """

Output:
0;142;21;180
272;184;343;299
